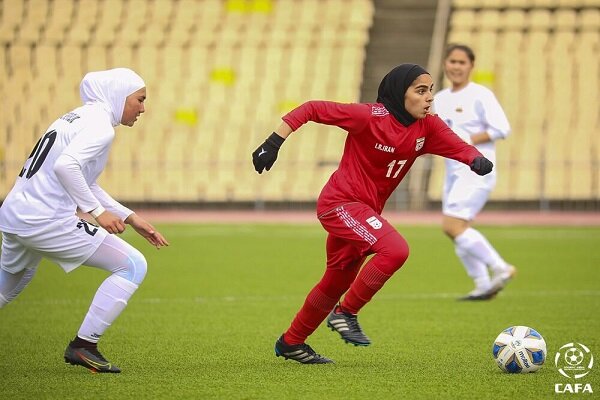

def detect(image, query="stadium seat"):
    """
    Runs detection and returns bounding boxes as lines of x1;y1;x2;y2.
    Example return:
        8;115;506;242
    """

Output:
0;0;23;44
85;45;109;72
93;12;120;46
0;0;372;204
64;0;98;45
450;9;476;30
42;0;73;45
15;0;48;45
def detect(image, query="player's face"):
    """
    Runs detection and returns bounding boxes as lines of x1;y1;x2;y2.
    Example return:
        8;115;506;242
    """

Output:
404;74;434;120
443;49;473;89
121;87;146;127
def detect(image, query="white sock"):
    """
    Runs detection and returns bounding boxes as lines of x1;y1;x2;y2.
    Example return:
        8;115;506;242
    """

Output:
455;246;491;291
0;292;8;308
455;228;508;273
77;274;138;343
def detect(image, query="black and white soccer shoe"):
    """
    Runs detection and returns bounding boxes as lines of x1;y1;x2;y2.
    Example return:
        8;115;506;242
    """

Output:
274;335;334;364
459;266;517;301
458;288;498;301
64;343;121;373
326;306;371;346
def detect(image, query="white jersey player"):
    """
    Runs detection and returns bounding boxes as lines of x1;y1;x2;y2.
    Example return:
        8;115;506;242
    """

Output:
0;68;169;372
434;44;515;300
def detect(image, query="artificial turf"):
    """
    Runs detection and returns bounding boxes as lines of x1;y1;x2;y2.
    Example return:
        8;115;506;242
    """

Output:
1;224;598;399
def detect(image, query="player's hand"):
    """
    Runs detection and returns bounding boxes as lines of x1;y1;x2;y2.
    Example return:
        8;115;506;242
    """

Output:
125;213;170;249
252;132;285;174
95;210;126;234
470;156;493;176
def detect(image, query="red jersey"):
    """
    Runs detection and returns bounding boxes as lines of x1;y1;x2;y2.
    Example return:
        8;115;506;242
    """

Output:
282;101;483;215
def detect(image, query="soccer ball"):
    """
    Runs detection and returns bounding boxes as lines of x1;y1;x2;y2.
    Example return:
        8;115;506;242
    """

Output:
564;347;584;366
492;326;547;373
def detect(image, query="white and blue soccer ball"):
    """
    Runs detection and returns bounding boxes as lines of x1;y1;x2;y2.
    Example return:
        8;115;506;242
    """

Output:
492;326;547;373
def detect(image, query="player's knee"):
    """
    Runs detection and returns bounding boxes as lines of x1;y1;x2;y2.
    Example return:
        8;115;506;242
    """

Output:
377;243;409;274
388;244;409;269
118;249;147;285
443;217;469;239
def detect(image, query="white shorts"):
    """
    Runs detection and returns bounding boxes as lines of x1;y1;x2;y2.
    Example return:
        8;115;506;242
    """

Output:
442;170;495;221
1;216;107;274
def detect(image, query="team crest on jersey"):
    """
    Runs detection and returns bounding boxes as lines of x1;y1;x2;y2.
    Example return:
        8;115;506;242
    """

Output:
366;216;382;230
415;137;425;151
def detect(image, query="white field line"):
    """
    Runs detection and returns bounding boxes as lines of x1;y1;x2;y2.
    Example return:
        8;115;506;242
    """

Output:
12;290;600;306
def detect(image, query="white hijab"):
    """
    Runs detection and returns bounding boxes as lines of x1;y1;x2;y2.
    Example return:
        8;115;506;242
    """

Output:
79;68;145;127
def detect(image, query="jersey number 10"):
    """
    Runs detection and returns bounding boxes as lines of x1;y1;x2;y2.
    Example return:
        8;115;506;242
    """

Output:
19;130;57;179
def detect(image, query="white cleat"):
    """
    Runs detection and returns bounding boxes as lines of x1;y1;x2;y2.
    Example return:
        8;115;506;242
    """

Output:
490;265;517;294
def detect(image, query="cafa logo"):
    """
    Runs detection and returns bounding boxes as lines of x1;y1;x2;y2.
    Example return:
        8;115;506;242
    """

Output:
555;342;594;379
554;342;594;394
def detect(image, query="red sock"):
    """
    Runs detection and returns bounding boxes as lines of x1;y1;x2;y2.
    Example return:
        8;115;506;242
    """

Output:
341;262;392;314
284;286;339;345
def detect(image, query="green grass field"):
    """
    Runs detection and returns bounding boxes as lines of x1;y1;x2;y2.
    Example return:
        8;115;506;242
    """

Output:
1;223;599;399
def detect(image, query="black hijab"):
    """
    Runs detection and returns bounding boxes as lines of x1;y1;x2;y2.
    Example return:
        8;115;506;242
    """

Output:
376;64;430;126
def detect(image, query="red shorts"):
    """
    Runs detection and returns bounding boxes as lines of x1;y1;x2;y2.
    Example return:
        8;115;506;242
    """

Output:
318;202;398;270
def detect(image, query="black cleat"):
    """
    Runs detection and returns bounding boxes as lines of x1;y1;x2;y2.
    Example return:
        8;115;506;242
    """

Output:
326;306;371;346
275;335;334;364
64;343;121;373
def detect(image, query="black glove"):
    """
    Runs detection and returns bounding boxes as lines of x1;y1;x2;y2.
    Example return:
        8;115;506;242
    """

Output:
252;132;285;174
470;156;493;176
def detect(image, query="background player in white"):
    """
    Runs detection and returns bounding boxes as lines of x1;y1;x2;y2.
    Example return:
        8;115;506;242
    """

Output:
0;68;169;372
434;44;515;300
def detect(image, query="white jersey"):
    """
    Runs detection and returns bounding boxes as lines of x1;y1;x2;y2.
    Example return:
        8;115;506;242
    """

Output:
434;82;510;178
0;103;129;234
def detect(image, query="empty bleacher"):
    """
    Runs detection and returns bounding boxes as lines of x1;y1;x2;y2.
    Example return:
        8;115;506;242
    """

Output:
2;0;598;208
0;0;374;203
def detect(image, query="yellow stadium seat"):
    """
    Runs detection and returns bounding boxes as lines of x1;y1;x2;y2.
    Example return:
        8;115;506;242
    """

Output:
93;16;119;46
85;45;109;71
474;9;502;31
500;9;526;30
580;8;600;30
527;9;552;30
450;10;476;29
64;0;99;45
9;44;33;76
553;8;578;30
15;0;48;44
0;0;23;44
33;44;59;79
42;0;73;44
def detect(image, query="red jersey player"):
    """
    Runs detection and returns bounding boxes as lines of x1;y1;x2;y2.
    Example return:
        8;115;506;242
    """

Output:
252;64;493;364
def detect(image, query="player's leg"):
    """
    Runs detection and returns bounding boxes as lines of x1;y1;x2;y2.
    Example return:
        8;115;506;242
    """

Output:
443;178;515;296
276;234;362;363
339;228;409;315
23;217;144;372
443;215;493;299
328;229;408;346
0;233;42;308
64;233;147;373
284;234;363;345
452;223;515;295
324;204;408;345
